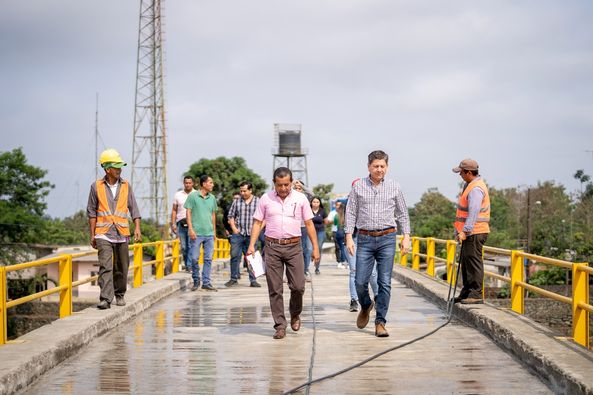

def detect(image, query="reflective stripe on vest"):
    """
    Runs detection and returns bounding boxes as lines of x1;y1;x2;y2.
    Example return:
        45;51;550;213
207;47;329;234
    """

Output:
95;179;131;236
454;178;490;234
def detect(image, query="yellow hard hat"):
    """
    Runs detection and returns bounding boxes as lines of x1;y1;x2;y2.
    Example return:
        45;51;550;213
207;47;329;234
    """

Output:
99;148;126;168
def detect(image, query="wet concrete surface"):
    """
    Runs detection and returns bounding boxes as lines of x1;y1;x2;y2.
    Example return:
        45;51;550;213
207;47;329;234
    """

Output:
22;261;552;395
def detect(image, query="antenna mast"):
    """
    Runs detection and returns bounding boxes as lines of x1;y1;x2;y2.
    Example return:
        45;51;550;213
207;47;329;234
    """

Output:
131;0;169;227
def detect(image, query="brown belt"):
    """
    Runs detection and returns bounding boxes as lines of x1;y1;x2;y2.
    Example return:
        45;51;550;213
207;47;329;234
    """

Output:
265;236;301;245
358;227;396;237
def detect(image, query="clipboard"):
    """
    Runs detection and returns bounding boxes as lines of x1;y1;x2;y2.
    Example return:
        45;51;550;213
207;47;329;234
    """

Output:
246;251;265;278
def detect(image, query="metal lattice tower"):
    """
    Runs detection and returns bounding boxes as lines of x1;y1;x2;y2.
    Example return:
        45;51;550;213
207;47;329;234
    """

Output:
272;123;309;186
131;0;169;227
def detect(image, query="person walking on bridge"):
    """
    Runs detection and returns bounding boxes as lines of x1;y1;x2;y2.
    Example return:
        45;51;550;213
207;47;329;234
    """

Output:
452;158;490;304
247;167;320;340
170;175;195;272
185;175;218;292
345;150;410;337
87;148;141;310
226;181;261;288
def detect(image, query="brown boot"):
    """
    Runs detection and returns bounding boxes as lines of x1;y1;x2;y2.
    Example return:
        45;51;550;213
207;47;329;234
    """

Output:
356;300;374;329
375;323;389;337
273;328;286;339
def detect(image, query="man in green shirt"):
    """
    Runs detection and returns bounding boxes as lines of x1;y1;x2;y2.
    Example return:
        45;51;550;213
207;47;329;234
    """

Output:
185;175;218;291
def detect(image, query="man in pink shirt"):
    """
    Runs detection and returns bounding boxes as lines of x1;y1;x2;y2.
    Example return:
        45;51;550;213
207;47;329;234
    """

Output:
248;167;320;340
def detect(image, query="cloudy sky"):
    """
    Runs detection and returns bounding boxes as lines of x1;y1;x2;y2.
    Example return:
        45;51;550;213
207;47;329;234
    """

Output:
2;1;593;219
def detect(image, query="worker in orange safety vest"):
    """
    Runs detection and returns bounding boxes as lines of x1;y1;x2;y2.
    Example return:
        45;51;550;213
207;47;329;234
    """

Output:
452;158;490;305
87;148;141;310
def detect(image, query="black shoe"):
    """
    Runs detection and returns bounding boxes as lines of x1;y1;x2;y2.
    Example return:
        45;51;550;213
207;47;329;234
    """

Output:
460;297;484;305
225;279;238;287
315;268;320;275
202;283;218;291
250;281;261;288
115;296;126;306
191;283;200;291
97;300;110;310
349;299;358;312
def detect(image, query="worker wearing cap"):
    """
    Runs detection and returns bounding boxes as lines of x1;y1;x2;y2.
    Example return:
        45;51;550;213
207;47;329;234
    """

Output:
452;158;490;304
87;148;142;310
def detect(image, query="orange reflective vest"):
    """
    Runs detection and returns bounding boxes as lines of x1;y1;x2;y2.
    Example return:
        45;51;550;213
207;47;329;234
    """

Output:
454;178;490;234
95;179;131;236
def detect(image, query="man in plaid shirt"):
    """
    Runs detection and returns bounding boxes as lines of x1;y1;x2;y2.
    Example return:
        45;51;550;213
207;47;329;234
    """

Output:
226;181;261;287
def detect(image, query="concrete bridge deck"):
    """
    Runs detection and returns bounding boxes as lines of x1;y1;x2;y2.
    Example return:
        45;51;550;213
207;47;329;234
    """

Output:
19;262;554;394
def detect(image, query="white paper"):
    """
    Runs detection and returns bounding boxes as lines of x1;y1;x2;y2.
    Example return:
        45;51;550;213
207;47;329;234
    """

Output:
246;251;265;278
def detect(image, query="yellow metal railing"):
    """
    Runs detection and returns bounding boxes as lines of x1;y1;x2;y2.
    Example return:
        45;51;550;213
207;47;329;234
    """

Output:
396;235;592;350
0;238;187;345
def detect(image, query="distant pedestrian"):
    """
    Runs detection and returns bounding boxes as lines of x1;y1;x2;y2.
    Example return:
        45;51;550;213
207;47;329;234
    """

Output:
345;150;410;337
87;148;141;310
452;158;490;304
293;180;314;280
170;175;195;272
226;181;261;288
326;201;343;265
247;167;320;340
310;196;328;275
185;175;218;292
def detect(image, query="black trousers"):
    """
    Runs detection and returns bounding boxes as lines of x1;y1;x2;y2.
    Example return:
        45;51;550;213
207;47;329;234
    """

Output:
460;233;488;299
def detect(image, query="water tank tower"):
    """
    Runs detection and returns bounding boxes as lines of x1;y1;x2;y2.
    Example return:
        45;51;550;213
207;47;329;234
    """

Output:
272;123;309;187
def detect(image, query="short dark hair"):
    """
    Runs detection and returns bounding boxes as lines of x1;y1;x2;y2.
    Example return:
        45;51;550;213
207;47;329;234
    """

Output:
368;150;389;165
239;181;252;190
199;175;211;187
183;175;194;182
273;167;293;182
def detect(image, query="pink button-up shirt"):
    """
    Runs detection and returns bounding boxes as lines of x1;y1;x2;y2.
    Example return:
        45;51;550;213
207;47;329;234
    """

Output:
253;189;313;239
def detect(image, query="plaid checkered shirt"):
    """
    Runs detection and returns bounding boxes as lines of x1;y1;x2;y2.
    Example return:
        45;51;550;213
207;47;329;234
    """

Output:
228;196;260;236
345;177;411;235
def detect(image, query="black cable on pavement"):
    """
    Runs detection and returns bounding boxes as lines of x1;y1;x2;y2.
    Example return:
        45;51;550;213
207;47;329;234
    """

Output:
283;246;463;395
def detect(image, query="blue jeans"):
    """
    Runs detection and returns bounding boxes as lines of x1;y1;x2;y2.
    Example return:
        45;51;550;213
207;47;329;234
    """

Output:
188;235;214;286
346;235;378;301
355;232;396;325
177;221;191;269
229;234;256;282
301;227;312;273
314;229;326;269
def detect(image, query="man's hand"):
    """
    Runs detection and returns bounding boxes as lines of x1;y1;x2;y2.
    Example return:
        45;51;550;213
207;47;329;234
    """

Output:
134;228;142;243
457;231;467;242
312;247;320;263
400;234;410;255
171;224;177;235
345;234;355;256
90;236;97;249
189;229;197;240
246;244;255;257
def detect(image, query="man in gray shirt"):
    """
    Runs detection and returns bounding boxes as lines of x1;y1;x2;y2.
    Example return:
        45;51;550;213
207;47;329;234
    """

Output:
87;149;141;310
345;150;410;337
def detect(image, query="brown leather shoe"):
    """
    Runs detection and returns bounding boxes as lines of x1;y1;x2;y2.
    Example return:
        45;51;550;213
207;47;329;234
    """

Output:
356;300;374;329
460;298;483;305
273;328;286;339
290;315;301;332
375;323;389;337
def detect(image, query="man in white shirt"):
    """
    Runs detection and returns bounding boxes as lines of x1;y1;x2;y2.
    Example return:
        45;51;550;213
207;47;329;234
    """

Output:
171;176;195;271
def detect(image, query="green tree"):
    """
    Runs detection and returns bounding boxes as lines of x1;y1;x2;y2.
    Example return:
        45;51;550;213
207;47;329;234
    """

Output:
0;148;54;262
409;188;455;239
185;157;267;237
312;183;334;210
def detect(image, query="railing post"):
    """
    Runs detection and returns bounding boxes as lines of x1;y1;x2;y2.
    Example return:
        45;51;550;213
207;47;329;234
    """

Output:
156;241;164;280
133;243;143;287
426;238;436;277
171;240;180;274
446;240;456;284
224;239;230;258
59;254;73;318
412;237;420;271
510;250;524;314
572;263;589;349
0;267;6;345
199;245;204;265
